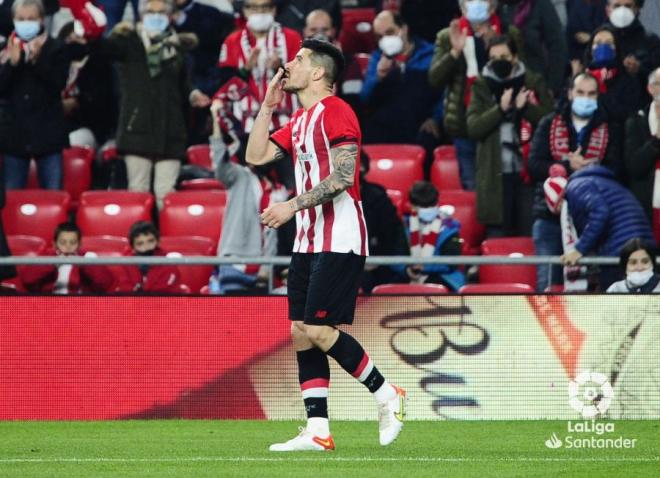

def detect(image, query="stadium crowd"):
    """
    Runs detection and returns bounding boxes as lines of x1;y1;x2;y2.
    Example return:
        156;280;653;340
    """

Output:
0;0;659;294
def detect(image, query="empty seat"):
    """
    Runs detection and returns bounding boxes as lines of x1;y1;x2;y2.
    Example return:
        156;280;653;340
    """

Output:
438;190;485;255
62;146;95;209
186;144;212;170
76;191;154;237
159;236;216;293
2;190;71;242
372;283;450;294
159;191;227;247
430;145;462;191
459;283;535;294
363;144;425;195
480;237;537;289
339;8;377;56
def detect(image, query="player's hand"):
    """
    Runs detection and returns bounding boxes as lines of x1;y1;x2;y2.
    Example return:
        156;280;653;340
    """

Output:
264;68;285;109
560;250;582;266
261;199;296;229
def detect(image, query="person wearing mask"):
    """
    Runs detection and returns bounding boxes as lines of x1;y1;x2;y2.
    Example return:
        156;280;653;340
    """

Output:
0;0;70;190
625;67;660;243
607;238;659;292
603;0;660;85
21;222;114;293
429;0;522;191
92;0;210;210
467;34;553;237
529;72;623;291
360;10;443;172
116;221;182;293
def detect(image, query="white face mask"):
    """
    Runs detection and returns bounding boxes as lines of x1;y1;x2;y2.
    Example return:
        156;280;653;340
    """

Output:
417;206;439;223
247;12;274;32
609;6;635;29
379;35;403;57
626;269;654;287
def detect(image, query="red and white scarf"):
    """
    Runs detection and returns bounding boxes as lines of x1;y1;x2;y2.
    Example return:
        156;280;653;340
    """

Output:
458;15;502;106
409;213;441;257
549;115;609;163
587;67;618;94
560;202;588;291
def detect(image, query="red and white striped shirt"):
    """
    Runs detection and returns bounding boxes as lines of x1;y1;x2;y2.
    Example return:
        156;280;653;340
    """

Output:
270;96;369;256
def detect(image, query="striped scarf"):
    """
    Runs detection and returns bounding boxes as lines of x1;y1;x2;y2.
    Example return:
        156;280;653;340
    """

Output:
650;108;660;242
549;115;609;163
409;213;441;257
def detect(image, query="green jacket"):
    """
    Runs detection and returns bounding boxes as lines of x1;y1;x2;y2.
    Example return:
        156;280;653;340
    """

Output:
428;24;522;138
466;68;553;225
99;23;197;161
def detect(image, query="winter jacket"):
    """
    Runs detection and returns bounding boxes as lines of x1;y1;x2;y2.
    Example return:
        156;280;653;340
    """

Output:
604;19;660;84
466;64;553;225
115;247;181;293
0;36;70;157
95;23;197;161
498;0;568;93
429;21;522;138
567;0;606;59
361;36;442;144
624;105;660;222
566;165;656;256
21;249;114;293
528;106;623;221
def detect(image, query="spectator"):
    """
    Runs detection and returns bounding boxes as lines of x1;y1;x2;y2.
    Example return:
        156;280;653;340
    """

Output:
429;0;521;190
567;0;607;60
359;149;408;293
116;221;182;293
0;159;16;284
209;100;287;293
21;222;114;293
606;237;659;292
303;9;338;45
529;72;623;291
551;0;568;28
93;0;210;210
467;34;553;237
559;164;656;290
0;0;70;190
276;0;341;36
360;10;443;171
639;0;660;37
578;25;642;122
603;0;660;87
217;0;301;137
624;67;660;242
399;0;461;44
498;0;568;95
392;181;465;291
96;0;139;33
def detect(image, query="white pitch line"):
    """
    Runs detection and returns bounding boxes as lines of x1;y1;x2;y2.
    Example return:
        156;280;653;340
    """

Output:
0;456;658;464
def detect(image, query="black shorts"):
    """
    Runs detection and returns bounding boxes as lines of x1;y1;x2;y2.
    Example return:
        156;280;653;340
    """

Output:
288;252;366;326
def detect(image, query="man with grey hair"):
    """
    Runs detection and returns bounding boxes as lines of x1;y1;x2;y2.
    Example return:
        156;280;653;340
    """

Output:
624;67;660;243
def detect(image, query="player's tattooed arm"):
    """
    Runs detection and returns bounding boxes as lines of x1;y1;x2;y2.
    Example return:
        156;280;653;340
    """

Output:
293;143;358;211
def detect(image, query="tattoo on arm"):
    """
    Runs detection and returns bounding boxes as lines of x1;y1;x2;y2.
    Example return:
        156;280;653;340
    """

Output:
294;143;357;211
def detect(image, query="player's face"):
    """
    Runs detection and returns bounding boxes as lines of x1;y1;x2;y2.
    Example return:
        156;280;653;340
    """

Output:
626;249;653;273
282;48;314;92
55;231;80;256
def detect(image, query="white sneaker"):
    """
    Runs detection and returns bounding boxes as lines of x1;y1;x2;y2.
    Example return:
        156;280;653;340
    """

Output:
269;427;335;452
378;385;406;446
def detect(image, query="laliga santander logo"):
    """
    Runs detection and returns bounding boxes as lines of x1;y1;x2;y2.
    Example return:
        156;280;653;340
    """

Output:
568;371;614;418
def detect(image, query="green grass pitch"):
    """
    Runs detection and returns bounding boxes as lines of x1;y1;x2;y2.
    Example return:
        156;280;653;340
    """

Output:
1;420;658;477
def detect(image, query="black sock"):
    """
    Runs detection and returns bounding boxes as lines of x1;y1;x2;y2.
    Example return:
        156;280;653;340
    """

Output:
297;347;329;419
326;331;385;393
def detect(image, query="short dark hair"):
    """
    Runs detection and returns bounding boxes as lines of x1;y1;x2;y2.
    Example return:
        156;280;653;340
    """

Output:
301;38;345;85
619;238;657;271
54;222;81;241
486;34;518;57
409;181;438;208
129;221;159;246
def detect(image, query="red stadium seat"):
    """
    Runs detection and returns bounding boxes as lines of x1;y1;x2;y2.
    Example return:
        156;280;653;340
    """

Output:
438;190;485;255
386;189;405;218
371;283;450;294
430;146;462;191
159;236;216;293
62;146;95;209
353;53;371;76
480;237;537;289
179;178;225;191
81;235;131;256
2;190;71;242
459;283;535;294
76;191;154;238
341;53;371;95
4;235;48;292
363;144;425;195
187;144;212;170
339;8;377;56
159;191;227;247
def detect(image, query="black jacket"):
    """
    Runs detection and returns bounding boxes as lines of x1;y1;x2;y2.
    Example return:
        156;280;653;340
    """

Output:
605;19;660;86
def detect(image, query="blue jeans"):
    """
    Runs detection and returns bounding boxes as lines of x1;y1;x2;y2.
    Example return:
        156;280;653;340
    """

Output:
532;218;563;292
453;137;476;191
97;0;140;32
3;153;63;190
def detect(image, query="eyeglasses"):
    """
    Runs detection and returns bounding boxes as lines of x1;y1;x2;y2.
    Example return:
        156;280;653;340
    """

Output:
244;2;274;12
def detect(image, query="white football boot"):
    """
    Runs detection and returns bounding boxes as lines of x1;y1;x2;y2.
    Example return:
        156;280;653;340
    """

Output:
269;427;335;452
378;385;406;446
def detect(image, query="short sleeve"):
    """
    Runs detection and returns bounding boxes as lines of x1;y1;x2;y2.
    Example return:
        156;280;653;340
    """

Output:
270;120;293;154
323;99;361;148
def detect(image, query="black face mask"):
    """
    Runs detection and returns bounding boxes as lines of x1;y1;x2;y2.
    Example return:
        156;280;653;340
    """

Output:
135;249;156;256
490;59;513;79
